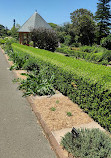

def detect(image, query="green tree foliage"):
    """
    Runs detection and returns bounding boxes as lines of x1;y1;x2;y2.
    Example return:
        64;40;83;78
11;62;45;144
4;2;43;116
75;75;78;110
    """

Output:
10;24;20;40
49;22;76;46
0;24;9;37
57;23;75;45
48;23;58;30
31;28;58;52
95;0;111;44
100;34;111;49
70;9;96;45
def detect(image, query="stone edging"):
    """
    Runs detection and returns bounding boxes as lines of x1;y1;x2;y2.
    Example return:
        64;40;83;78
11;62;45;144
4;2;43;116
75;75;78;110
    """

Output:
27;96;68;158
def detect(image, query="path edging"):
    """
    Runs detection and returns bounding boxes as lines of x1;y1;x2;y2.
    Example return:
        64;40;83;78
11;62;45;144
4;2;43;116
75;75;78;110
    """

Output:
27;96;68;158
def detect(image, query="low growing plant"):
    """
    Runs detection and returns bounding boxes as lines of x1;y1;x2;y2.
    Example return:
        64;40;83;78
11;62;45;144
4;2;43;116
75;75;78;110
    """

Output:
50;107;56;111
61;128;111;158
56;100;59;104
67;112;72;117
18;68;55;96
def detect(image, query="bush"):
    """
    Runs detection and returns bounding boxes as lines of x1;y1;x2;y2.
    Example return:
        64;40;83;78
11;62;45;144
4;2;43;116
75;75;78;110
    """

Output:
61;128;111;158
31;27;58;52
101;60;109;65
101;34;111;50
3;37;17;53
70;43;81;47
0;38;5;45
64;35;71;46
80;45;106;54
23;57;40;71
18;68;55;96
101;50;111;62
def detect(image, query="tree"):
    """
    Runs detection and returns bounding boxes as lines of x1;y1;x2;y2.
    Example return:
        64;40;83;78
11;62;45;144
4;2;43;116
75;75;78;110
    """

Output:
70;9;96;45
0;24;9;37
95;0;111;44
31;28;58;52
48;23;58;30
10;24;20;40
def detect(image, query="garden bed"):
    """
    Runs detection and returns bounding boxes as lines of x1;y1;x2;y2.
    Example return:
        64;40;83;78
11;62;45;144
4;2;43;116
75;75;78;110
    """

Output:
2;49;110;158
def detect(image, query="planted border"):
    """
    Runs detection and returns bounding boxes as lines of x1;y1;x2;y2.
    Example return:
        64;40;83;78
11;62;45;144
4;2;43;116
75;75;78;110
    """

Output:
11;43;111;132
56;47;109;64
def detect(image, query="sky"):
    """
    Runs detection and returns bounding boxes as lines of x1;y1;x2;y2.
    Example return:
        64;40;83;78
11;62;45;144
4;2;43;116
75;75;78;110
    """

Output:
0;0;110;29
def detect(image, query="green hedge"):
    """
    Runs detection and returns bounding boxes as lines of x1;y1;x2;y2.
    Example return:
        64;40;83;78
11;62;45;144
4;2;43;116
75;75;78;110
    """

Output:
11;43;111;132
56;47;110;64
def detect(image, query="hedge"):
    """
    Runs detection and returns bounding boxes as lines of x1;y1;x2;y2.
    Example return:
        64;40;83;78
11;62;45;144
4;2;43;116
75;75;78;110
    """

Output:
56;47;110;64
11;43;111;132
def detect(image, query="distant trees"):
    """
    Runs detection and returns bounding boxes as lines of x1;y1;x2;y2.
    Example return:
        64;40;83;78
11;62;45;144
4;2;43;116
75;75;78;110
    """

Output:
0;23;20;40
70;9;96;45
0;24;10;37
10;24;20;40
95;0;111;44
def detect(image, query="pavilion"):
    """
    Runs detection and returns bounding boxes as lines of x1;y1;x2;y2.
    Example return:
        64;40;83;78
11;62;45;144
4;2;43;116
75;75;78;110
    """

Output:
18;11;51;45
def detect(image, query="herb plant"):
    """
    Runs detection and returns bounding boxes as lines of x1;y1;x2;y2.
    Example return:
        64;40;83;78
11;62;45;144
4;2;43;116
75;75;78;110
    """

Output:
61;128;111;158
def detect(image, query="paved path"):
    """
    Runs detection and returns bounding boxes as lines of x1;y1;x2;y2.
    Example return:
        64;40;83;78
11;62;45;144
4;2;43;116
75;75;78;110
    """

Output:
0;48;56;158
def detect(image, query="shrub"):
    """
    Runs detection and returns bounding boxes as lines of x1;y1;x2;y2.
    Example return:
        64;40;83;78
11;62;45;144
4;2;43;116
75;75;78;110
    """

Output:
3;37;17;54
61;128;111;158
101;50;111;62
0;38;5;45
23;57;40;71
101;34;111;50
101;60;109;65
70;43;81;47
80;45;106;54
31;27;58;52
64;35;72;46
18;68;55;96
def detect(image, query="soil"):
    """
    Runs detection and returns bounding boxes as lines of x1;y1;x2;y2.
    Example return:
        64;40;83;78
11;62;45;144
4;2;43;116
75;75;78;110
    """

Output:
32;94;93;131
14;69;94;132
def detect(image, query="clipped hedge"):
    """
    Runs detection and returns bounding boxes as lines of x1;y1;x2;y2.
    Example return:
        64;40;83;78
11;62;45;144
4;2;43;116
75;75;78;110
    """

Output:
56;47;88;59
56;47;109;64
11;43;111;132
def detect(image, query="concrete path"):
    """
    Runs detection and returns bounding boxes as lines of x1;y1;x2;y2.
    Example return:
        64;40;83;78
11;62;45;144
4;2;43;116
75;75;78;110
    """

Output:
0;48;57;158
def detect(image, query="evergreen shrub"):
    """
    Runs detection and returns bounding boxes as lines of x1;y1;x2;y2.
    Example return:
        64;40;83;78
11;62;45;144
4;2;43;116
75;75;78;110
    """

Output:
101;34;111;50
61;128;111;158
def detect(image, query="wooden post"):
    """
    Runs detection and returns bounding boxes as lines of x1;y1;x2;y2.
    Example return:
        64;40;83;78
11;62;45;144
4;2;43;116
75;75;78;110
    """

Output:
27;33;29;46
19;33;22;44
22;33;24;44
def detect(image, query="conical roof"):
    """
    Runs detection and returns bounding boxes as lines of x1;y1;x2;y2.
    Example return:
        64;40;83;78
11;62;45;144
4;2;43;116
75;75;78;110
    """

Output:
18;12;51;32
